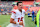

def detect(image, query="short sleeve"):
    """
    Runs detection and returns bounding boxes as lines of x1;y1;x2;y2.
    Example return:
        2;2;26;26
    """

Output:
11;11;16;19
24;10;25;13
23;10;25;14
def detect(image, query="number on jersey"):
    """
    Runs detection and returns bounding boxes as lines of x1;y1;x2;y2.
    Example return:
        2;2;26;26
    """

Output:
18;17;24;22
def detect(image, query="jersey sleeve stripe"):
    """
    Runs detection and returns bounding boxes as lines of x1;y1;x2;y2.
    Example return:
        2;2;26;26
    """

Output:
11;11;16;14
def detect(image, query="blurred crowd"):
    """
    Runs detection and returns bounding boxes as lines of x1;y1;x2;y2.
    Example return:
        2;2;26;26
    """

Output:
0;1;40;15
0;1;13;15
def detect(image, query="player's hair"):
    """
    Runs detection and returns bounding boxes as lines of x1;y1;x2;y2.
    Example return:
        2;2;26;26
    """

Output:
17;1;22;6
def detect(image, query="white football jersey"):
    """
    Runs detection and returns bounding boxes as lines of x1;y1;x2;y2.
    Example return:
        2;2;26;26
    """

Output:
11;9;25;22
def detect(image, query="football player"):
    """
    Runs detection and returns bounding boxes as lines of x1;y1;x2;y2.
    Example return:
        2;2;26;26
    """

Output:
7;1;25;27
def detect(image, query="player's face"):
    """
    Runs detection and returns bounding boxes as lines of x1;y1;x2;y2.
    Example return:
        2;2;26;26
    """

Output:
18;3;23;10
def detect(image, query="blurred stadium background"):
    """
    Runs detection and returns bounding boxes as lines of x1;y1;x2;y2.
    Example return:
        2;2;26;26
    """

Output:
0;0;40;27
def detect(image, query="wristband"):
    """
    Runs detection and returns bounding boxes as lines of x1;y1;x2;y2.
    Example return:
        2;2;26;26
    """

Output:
16;22;19;25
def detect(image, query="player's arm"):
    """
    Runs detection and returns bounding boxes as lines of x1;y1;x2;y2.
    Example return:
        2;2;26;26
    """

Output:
25;12;28;15
10;18;16;24
24;10;31;15
10;12;16;24
23;10;28;15
19;21;23;25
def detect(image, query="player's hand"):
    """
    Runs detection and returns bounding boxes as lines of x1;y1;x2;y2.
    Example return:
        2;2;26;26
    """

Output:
19;22;23;25
13;21;16;24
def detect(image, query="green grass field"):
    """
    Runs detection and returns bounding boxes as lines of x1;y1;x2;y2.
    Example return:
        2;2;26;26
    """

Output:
0;15;36;27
